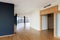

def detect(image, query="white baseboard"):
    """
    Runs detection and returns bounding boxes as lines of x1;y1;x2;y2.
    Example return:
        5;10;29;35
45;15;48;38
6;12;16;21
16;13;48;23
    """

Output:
31;27;40;31
0;34;14;38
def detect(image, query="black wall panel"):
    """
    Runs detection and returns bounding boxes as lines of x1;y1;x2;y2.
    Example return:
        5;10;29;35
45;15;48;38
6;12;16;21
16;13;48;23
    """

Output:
14;14;17;25
0;2;14;36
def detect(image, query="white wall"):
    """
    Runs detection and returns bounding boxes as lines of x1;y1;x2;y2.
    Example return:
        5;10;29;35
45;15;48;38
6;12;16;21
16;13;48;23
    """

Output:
18;9;40;31
30;10;40;31
56;13;60;37
42;15;48;30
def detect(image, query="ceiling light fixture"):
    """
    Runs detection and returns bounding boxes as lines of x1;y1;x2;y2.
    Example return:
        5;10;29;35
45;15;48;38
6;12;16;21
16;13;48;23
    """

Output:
44;4;51;8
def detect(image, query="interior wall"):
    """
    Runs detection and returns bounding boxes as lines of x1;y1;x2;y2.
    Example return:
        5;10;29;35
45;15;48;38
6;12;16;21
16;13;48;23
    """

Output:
42;15;48;30
0;2;14;36
56;13;60;36
18;9;40;31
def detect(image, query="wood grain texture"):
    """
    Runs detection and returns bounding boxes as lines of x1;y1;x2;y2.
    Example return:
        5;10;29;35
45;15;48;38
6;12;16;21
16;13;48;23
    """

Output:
0;28;59;40
40;5;58;37
40;5;58;15
48;14;54;30
54;13;57;37
40;16;42;31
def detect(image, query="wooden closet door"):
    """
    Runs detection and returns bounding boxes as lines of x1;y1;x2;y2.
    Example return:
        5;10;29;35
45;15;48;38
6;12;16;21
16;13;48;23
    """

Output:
48;14;54;30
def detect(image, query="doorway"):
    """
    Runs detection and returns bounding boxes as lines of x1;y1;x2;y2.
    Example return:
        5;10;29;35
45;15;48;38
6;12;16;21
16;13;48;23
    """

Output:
47;13;54;30
41;13;54;38
40;5;58;37
42;13;54;31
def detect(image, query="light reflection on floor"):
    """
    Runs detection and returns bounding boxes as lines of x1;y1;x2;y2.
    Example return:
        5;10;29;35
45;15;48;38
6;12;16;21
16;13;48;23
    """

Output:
17;23;30;32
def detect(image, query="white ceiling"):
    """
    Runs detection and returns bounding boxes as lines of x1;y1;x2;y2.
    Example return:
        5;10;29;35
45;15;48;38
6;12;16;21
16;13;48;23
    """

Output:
0;0;56;14
14;0;56;14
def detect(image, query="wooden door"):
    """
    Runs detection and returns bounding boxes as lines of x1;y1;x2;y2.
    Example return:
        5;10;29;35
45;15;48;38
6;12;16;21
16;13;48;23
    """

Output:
48;14;54;30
